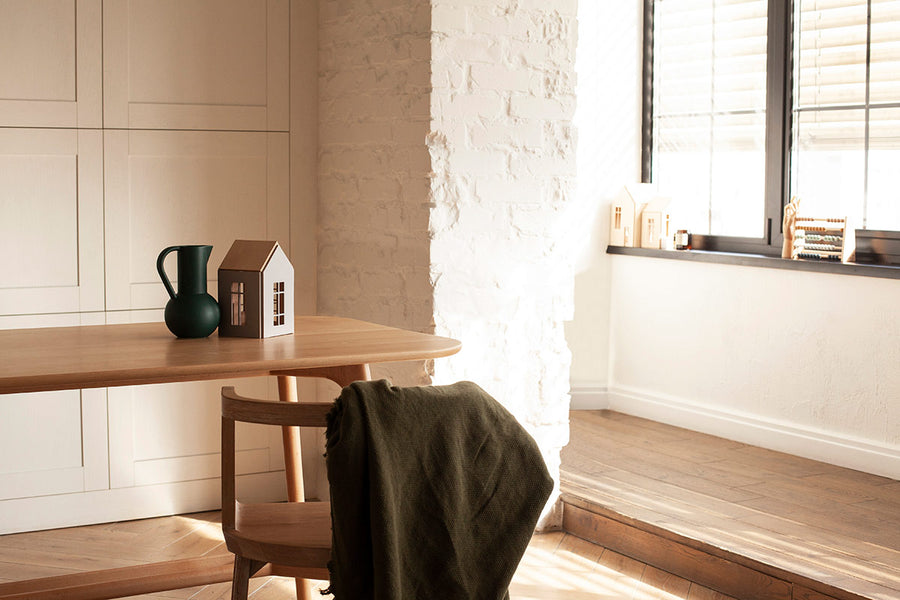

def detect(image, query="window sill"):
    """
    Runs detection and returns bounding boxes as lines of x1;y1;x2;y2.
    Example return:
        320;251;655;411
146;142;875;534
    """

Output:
607;245;900;281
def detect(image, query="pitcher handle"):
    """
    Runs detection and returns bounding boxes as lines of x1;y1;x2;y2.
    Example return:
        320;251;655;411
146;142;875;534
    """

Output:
156;246;180;300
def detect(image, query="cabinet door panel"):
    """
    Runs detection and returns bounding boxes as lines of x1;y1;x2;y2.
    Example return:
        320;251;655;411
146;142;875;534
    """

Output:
0;0;101;127
103;130;290;311
108;378;281;489
0;312;106;331
103;0;288;131
0;129;104;315
0;389;108;500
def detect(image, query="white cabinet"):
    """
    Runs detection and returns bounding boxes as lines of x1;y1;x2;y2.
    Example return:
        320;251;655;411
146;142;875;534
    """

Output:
103;130;290;314
0;390;108;498
0;0;101;128
108;378;283;489
103;0;289;131
0;128;104;316
0;0;297;533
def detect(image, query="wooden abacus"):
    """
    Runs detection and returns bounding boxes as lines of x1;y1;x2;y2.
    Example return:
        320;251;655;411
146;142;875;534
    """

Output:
792;217;855;263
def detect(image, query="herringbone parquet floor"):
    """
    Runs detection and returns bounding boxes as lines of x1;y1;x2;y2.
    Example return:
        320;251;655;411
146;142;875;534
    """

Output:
0;510;731;599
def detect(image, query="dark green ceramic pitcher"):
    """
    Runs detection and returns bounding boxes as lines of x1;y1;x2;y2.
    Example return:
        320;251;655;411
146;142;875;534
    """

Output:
156;245;220;338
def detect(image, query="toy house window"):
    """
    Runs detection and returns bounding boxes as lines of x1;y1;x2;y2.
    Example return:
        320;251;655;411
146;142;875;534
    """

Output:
614;207;622;230
273;282;285;326
230;282;245;326
647;217;656;242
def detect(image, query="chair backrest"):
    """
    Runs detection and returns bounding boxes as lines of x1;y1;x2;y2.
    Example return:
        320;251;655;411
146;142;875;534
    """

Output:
220;386;331;531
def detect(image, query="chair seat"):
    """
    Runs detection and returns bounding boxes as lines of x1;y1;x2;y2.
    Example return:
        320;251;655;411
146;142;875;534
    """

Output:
225;501;332;569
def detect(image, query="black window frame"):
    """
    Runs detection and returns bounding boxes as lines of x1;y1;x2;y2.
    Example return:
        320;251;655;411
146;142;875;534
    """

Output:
642;0;793;257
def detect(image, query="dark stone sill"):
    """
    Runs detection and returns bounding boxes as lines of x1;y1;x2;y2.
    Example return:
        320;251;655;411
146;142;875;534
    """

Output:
607;245;900;281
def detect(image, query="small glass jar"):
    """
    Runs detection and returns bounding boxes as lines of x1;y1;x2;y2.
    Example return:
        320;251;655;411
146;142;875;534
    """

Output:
675;229;691;250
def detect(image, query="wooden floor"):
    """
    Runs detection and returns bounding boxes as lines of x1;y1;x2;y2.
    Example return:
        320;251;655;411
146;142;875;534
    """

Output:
0;509;737;600
561;410;900;600
1;411;897;599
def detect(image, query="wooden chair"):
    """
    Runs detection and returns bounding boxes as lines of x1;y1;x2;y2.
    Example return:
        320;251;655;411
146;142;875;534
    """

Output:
221;386;333;600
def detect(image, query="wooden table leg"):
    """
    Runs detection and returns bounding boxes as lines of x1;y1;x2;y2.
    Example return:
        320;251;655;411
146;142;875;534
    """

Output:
276;374;310;600
277;374;305;503
275;365;371;600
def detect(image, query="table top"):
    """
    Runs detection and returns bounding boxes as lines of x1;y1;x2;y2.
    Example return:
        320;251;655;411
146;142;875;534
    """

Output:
0;316;461;395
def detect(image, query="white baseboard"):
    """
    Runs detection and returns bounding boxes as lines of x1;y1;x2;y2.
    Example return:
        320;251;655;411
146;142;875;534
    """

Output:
568;385;609;410
603;386;900;481
0;471;288;535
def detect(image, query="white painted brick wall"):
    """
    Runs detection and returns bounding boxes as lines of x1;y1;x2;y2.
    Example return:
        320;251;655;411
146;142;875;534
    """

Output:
318;0;434;386
429;1;577;525
318;0;578;525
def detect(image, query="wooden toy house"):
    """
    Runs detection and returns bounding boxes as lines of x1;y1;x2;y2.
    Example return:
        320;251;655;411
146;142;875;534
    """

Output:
609;184;658;247
640;195;672;249
217;240;294;338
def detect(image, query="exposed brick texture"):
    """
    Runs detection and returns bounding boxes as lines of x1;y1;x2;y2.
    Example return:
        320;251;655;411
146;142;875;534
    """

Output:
318;0;578;522
318;0;435;385
429;2;577;523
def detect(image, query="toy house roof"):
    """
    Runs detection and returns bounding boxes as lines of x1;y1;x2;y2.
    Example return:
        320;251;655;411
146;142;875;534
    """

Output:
644;195;671;211
219;240;285;272
616;183;658;208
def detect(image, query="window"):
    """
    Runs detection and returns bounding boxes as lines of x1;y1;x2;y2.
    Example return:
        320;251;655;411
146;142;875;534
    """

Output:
273;281;285;326
644;0;900;254
230;282;245;326
792;0;900;231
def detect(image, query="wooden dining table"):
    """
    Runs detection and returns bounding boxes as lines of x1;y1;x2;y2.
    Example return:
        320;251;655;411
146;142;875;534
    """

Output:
0;316;461;600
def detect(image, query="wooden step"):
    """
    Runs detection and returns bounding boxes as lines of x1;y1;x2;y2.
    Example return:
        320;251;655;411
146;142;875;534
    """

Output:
561;410;900;600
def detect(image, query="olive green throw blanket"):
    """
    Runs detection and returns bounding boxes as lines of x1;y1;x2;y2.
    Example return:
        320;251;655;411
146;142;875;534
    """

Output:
324;380;553;600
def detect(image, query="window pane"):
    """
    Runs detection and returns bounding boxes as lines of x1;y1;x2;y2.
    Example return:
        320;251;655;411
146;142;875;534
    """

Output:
652;0;768;237
655;115;713;234
710;112;767;236
868;107;900;229
795;0;868;108
793;0;900;231
792;109;866;225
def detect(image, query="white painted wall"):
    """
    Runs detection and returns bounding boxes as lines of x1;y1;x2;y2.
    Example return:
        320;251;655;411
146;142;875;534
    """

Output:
569;0;900;479
607;256;900;479
567;0;643;406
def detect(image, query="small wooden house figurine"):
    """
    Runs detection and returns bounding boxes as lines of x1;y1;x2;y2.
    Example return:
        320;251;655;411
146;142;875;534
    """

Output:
640;196;672;249
217;240;294;338
610;184;656;247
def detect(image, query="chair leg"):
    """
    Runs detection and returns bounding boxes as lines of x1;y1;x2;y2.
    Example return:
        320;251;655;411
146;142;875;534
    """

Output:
232;556;266;600
295;577;315;600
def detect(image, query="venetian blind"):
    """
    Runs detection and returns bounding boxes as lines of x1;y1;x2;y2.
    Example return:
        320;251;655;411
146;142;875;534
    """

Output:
796;0;900;109
652;0;769;151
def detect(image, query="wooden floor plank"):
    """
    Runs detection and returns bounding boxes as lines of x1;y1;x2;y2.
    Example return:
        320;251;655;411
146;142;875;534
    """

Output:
562;410;899;600
687;585;740;600
0;562;76;581
563;480;898;598
564;440;765;504
724;444;841;478
0;514;721;600
0;546;143;572
736;480;900;551
640;565;692;598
